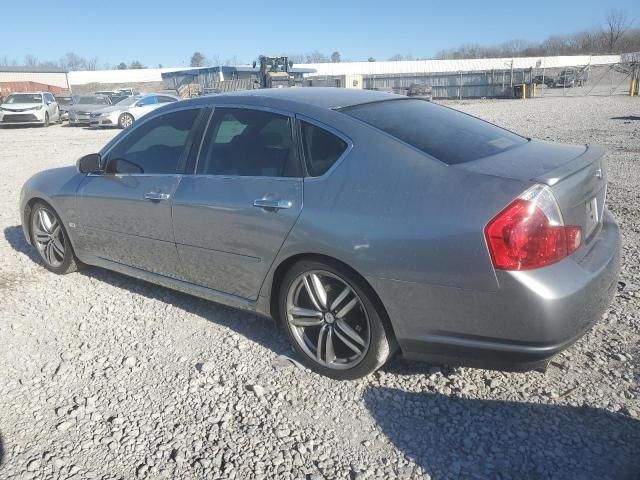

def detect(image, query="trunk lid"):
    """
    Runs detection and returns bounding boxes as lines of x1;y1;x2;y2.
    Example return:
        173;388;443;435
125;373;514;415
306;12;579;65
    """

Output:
456;139;608;246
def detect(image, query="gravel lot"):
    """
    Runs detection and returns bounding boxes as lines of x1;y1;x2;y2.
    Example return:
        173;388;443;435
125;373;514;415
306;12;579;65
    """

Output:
1;97;639;480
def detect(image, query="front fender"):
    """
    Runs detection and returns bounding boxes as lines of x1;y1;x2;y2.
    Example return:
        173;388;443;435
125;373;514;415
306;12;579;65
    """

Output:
20;166;85;245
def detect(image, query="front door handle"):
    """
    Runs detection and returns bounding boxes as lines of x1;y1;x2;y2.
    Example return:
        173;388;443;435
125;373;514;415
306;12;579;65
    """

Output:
253;199;292;210
144;192;170;201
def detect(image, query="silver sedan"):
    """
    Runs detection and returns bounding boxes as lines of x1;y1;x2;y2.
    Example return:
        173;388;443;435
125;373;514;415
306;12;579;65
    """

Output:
19;88;620;380
90;93;179;128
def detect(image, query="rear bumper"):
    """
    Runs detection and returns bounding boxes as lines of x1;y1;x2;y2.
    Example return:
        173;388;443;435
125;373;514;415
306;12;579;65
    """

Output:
373;209;620;371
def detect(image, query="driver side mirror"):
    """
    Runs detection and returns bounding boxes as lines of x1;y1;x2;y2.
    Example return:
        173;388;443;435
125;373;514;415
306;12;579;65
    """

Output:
77;153;102;174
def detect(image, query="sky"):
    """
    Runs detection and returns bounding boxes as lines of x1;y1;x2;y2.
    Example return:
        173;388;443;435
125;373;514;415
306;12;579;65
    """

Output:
0;0;636;68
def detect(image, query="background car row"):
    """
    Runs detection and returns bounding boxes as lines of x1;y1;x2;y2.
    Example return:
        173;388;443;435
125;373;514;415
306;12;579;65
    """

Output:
0;87;178;129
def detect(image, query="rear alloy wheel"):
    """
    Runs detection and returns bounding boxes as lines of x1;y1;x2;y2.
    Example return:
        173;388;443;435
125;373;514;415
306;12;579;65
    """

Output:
30;203;79;274
118;113;134;129
280;260;393;380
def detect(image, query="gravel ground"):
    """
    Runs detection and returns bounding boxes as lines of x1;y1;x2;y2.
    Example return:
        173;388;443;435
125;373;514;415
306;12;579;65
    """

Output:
0;97;638;480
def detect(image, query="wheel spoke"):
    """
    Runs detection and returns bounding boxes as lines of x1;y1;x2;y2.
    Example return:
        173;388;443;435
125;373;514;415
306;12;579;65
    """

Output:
33;226;49;244
38;210;53;233
51;239;65;258
333;325;363;355
303;276;323;311
336;318;366;347
330;286;352;312
309;274;327;309
44;242;54;264
325;327;336;364
289;306;324;327
336;297;359;319
316;324;328;362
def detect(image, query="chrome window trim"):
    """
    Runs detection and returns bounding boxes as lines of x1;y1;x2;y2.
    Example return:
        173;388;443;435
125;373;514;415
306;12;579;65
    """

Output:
295;114;354;181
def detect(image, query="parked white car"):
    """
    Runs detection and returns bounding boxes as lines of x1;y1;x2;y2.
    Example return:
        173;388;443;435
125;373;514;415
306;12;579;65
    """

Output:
90;93;179;129
0;92;60;127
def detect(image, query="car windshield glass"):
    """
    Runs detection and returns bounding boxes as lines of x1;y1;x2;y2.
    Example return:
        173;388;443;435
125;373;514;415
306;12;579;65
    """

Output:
340;99;527;165
6;94;42;104
55;97;73;105
77;96;110;105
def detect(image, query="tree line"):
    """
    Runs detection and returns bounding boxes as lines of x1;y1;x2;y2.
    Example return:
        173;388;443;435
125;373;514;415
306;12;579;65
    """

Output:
0;52;149;71
434;10;638;60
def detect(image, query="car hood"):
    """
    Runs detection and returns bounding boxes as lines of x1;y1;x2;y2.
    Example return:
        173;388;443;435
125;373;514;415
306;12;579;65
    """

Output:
69;104;109;113
2;103;42;111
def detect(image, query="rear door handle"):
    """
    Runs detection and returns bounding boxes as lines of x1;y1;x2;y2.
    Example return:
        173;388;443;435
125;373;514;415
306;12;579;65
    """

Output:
253;199;292;210
144;192;170;201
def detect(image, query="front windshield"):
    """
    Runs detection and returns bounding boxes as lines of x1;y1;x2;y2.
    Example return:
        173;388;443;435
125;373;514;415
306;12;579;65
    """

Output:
77;96;110;105
6;94;42;104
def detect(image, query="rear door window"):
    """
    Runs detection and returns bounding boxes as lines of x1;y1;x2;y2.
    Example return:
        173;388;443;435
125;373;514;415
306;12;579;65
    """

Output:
340;99;527;165
197;108;301;177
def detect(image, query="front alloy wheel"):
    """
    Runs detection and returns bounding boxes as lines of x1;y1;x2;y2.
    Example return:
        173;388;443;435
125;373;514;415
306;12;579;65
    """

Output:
280;260;394;379
30;203;79;274
118;113;134;129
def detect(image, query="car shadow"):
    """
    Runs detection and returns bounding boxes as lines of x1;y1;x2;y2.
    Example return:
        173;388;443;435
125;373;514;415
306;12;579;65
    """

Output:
3;225;293;360
611;115;640;121
363;387;640;479
0;431;4;467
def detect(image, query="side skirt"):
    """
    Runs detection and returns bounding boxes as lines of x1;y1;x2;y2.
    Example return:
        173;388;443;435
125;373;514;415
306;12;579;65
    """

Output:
87;255;269;317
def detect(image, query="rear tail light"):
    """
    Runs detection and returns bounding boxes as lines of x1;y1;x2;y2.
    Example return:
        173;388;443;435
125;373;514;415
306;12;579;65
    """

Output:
484;184;581;271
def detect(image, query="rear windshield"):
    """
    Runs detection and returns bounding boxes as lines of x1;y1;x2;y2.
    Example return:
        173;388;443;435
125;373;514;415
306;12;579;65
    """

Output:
340;99;527;165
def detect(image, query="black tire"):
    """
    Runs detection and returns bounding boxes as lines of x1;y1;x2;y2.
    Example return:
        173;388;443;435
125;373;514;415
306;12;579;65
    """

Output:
118;113;134;129
29;202;80;275
278;259;395;380
43;113;50;127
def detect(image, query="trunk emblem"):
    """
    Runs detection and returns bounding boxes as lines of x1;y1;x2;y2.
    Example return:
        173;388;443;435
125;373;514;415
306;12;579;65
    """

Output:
594;168;603;179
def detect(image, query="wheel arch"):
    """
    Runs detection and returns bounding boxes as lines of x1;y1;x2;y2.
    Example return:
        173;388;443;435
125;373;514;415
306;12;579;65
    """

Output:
266;252;398;344
23;197;75;253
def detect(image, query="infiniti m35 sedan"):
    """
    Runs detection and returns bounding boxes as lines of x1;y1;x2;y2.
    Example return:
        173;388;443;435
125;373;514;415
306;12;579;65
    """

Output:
20;88;620;380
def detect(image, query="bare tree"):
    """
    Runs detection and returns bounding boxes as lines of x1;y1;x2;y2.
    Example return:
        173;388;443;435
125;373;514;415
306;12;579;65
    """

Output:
60;52;84;71
285;53;305;64
84;57;99;71
24;55;38;67
389;54;414;61
190;52;207;67
305;51;329;63
603;9;633;53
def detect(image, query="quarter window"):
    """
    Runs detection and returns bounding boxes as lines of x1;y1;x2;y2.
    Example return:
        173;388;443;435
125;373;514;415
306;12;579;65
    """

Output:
300;121;348;176
106;109;200;174
197;108;301;177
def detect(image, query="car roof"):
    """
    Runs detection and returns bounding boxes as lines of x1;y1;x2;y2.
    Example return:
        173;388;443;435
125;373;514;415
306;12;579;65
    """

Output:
8;92;45;95
190;87;401;110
